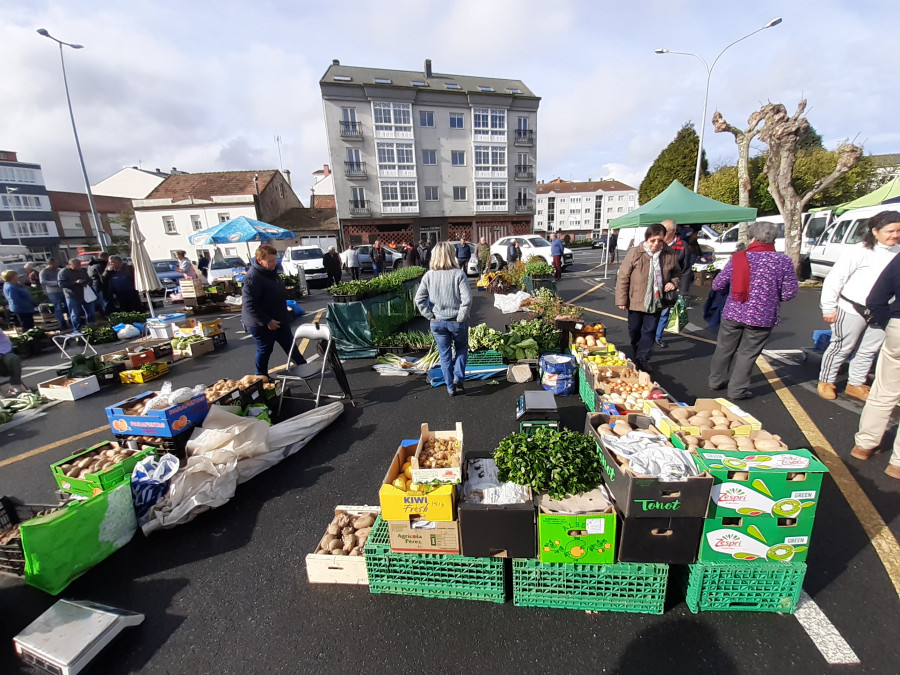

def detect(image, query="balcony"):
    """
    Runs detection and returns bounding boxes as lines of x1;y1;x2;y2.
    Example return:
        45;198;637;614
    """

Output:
344;161;368;178
348;199;370;216
515;198;534;214
515;164;534;180
340;120;363;139
514;129;534;146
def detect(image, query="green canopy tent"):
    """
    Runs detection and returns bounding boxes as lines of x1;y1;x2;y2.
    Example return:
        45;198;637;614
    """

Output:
833;177;900;217
608;180;757;229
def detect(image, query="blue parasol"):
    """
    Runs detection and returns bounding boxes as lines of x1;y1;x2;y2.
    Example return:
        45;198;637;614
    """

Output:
188;216;295;246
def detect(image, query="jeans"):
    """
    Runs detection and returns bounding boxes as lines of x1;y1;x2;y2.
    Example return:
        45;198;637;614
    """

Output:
372;263;382;277
15;313;35;331
627;310;661;365
47;293;69;329
656;307;671;341
66;295;95;332
708;318;772;399
246;323;305;377
431;319;468;392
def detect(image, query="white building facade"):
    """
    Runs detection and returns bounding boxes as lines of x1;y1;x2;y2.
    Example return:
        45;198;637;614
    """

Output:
535;179;638;241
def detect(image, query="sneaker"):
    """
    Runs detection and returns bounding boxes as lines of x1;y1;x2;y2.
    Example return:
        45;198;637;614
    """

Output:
850;446;880;461
886;465;900;480
447;387;456;397
817;381;837;400
844;383;870;402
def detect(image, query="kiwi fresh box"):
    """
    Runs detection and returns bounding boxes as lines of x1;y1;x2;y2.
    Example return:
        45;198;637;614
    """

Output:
694;449;828;519
698;513;815;563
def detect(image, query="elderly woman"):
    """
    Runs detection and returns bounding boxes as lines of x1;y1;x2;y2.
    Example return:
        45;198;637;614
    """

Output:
707;221;798;399
615;223;681;374
415;242;472;396
818;210;900;401
2;270;35;331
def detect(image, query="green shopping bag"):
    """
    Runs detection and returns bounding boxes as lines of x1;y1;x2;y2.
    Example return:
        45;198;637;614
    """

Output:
19;483;137;595
665;297;687;334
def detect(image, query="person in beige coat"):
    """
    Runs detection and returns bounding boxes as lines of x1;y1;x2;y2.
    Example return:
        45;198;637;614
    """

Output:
615;223;681;374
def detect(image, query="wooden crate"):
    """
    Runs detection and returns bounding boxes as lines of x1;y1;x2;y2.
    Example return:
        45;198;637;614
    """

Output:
305;505;380;585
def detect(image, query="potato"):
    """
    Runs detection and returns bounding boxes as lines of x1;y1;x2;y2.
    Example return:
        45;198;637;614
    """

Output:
697;421;713;429
348;547;361;556
694;410;712;418
687;415;707;426
60;463;73;473
754;439;784;451
684;435;701;445
331;549;347;556
755;429;774;440
336;514;351;529
735;437;755;451
613;422;632;436
711;435;737;449
597;424;614;436
355;527;371;541
327;539;343;552
732;471;750;481
326;523;341;536
351;514;376;530
670;408;692;420
729;421;743;429
713;423;730;430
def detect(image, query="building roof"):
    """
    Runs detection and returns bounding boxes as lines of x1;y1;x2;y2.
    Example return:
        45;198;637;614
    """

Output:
269;207;339;233
146;170;278;201
871;153;900;167
47;190;132;214
537;179;637;194
321;62;536;98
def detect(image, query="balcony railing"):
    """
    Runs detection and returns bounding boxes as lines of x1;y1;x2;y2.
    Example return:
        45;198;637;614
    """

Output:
515;198;534;213
344;161;368;177
340;120;363;138
348;199;370;215
514;129;534;145
515;164;534;180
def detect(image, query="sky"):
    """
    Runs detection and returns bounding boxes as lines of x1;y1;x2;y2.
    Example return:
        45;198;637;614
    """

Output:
2;0;898;199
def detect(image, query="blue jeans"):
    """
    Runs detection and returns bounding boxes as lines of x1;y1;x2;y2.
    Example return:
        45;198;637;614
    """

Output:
431;319;468;392
246;323;305;377
47;293;69;329
656;307;671;341
66;295;95;332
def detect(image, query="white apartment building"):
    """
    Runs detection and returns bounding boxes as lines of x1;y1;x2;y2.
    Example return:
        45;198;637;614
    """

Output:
320;59;540;247
535;179;638;241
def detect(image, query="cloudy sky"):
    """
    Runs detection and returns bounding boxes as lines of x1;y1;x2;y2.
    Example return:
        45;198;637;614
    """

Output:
3;0;897;199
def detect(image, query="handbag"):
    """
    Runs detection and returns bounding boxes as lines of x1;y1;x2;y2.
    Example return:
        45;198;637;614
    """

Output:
660;288;679;308
83;285;98;304
839;293;879;326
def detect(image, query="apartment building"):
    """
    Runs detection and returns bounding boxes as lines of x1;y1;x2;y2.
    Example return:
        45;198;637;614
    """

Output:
0;150;58;260
319;59;539;247
535;178;638;241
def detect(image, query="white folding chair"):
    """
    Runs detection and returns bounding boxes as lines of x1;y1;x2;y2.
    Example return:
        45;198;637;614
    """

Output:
275;321;350;413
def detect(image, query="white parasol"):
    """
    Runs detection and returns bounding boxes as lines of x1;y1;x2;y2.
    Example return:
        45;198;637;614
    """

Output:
130;220;163;317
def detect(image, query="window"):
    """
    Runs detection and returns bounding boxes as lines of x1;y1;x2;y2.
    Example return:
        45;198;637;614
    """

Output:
277;183;285;198
451;150;466;166
411;80;427;87
4;221;51;237
424;186;439;201
380;180;418;213
506;87;521;94
617;207;624;212
376;141;415;176
350;186;366;208
341;107;357;123
449;113;464;129
422;149;436;165
218;213;230;223
537;210;543;215
559;198;566;203
517;116;529;131
453;186;467;201
374;77;392;84
478;85;494;92
419;111;434;127
517;187;529;202
191;215;203;231
445;82;461;89
372;102;412;138
475;181;507;211
163;217;177;233
607;207;613;213
0;166;38;184
333;75;352;82
474;145;506;177
618;195;624;201
2;194;42;209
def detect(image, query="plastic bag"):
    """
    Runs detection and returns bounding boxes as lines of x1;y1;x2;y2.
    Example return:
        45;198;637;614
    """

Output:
493;291;532;314
131;453;181;525
664;297;687;335
539;354;577;395
116;323;141;339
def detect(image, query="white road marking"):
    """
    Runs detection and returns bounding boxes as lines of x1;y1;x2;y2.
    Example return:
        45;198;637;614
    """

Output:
795;591;860;664
22;365;65;381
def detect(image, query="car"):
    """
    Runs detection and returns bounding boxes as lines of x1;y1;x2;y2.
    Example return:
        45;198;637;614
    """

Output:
281;245;329;286
207;256;249;283
489;235;574;269
346;245;404;273
808;205;886;279
151;259;184;295
447;242;480;276
591;236;608;249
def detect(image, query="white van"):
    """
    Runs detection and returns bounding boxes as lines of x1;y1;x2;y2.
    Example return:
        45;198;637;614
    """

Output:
706;219;785;257
808;205;900;279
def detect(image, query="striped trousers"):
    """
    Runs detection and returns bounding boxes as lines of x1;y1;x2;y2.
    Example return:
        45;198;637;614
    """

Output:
819;307;885;386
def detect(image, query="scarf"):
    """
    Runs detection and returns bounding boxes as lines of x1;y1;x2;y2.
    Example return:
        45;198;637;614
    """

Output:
642;243;664;313
731;241;776;302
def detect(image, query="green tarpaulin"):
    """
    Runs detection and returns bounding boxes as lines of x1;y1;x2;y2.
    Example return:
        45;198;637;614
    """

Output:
834;178;900;216
608;180;757;229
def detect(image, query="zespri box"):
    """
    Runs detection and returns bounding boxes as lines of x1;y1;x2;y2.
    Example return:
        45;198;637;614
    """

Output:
379;441;456;521
643;398;762;437
694;448;828;519
698;513;816;563
106;391;209;438
410;422;463;485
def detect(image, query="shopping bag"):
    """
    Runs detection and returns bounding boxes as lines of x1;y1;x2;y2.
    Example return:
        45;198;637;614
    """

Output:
83;286;98;304
131;453;181;525
664;297;687;334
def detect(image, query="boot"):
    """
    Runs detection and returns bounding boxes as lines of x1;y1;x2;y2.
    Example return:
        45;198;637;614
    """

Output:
817;381;837;400
844;383;871;402
885;465;900;480
850;446;880;460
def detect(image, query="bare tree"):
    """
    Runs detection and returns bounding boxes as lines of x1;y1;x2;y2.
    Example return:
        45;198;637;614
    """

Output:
755;100;862;271
712;110;765;244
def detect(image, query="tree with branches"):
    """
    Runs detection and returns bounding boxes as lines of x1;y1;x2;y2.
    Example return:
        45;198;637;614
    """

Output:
711;110;765;243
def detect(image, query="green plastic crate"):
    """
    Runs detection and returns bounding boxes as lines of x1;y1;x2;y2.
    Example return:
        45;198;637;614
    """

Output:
579;371;596;412
512;559;668;614
519;420;560;436
468;349;504;366
363;517;507;603
50;443;158;497
683;560;806;613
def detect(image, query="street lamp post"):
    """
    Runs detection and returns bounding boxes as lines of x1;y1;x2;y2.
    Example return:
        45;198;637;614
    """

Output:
5;186;22;247
36;28;106;252
655;17;782;193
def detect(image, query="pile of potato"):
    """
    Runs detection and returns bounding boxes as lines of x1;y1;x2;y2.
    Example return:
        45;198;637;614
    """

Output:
667;407;745;431
680;429;788;453
315;511;376;556
58;443;140;479
204;375;268;403
419;437;460;469
0;508;55;546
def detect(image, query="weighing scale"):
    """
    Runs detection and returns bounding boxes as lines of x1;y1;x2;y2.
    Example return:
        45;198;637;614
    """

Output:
516;390;560;435
14;600;144;675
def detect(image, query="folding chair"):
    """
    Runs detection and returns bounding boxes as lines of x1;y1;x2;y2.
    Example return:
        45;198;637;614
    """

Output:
276;321;353;414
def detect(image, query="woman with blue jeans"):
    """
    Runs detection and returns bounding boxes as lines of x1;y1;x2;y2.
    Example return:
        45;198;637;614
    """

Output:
415;242;472;396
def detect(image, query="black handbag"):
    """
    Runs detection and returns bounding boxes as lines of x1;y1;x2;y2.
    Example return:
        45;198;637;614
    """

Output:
660;289;679;308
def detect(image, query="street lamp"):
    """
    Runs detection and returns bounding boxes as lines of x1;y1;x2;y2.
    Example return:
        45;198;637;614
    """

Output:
5;186;21;247
655;17;782;192
36;28;106;252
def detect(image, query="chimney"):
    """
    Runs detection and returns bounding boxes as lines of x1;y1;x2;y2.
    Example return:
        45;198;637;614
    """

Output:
285;169;291;185
425;59;432;78
155;168;160;173
332;59;340;66
172;167;177;174
323;164;330;177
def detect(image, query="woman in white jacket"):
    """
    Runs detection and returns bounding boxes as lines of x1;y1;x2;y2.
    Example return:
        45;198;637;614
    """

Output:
818;210;900;401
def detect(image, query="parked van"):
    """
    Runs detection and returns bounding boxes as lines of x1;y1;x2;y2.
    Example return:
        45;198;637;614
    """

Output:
808;205;900;279
706;218;785;257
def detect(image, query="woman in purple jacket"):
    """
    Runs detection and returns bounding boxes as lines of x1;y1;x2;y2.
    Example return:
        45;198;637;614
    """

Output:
707;221;798;399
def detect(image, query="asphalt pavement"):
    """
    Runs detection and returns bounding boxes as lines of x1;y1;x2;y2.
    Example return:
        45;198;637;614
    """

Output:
1;248;899;674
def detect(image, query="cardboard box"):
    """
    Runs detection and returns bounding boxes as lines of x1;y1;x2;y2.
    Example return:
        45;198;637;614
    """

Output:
173;337;214;359
616;512;704;564
410;422;463;485
386;519;460;554
126;349;156;368
457;453;537;558
106;390;209;437
239;379;265;408
698;513;815;563
379;441;456;521
305;506;379;584
37;375;100;401
119;363;169;384
537;509;616;564
694;449;828;519
585;412;712;519
175;317;225;338
644;399;761;437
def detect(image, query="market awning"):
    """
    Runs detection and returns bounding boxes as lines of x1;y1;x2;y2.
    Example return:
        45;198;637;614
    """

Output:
833;177;900;216
608;180;757;229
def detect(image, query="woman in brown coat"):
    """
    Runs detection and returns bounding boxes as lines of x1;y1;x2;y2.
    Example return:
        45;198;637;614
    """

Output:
615;223;681;374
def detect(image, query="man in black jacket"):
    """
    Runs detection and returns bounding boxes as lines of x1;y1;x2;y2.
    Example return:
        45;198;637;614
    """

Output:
242;244;306;377
88;251;111;314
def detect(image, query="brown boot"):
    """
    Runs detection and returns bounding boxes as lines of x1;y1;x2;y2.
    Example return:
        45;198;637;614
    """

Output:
851;446;881;460
844;384;871;402
886;465;900;479
817;381;837;400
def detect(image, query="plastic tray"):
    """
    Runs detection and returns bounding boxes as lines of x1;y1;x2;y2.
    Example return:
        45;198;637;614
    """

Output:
467;349;504;366
363;516;506;603
512;559;668;614
682;560;806;613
